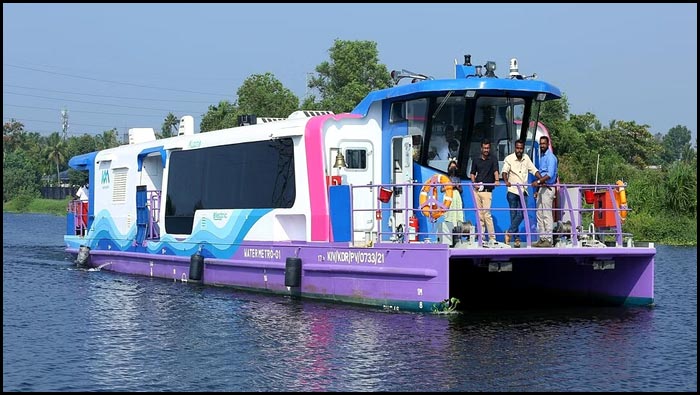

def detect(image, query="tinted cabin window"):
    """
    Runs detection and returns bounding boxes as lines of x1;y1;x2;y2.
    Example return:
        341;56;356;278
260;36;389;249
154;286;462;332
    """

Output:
165;138;296;234
427;95;466;172
345;149;366;170
466;97;525;172
389;101;406;123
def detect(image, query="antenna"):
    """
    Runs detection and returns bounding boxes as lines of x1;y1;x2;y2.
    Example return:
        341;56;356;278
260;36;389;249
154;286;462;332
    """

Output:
61;108;69;140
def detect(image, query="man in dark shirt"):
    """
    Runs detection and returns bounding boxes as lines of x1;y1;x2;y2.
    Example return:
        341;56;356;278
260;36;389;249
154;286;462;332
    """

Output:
470;138;500;245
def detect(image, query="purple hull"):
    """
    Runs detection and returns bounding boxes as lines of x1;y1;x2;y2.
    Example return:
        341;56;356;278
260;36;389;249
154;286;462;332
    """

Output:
69;242;654;312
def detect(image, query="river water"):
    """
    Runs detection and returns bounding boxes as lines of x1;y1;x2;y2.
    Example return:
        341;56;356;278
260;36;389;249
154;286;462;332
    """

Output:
3;213;697;391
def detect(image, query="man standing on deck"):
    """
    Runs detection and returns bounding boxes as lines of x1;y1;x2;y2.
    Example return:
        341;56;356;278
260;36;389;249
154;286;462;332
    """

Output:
501;139;542;248
470;138;500;246
531;136;558;247
75;183;89;231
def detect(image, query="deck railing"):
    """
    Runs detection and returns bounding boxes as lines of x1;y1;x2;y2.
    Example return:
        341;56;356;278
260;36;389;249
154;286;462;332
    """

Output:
348;181;633;248
68;191;162;241
147;190;162;240
67;200;88;236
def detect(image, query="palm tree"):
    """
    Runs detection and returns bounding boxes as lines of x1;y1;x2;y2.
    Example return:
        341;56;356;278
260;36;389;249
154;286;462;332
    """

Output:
46;132;67;186
161;113;179;138
95;128;119;150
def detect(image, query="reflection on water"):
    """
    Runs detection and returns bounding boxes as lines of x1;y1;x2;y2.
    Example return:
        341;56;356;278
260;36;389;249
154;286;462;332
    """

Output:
3;213;696;391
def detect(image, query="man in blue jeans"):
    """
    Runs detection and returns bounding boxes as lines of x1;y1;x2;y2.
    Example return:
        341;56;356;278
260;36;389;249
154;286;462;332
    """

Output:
501;140;541;247
530;136;558;247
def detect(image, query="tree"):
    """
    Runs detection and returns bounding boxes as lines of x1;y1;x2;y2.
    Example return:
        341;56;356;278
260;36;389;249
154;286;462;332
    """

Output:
534;95;569;135
237;73;299;118
569;112;602;134
95;129;119;150
3;119;25;163
661;125;692;164
45;132;67;186
605;120;661;169
200;100;239;132
3;118;24;136
306;39;393;113
161;113;179;138
66;134;97;162
3;150;41;202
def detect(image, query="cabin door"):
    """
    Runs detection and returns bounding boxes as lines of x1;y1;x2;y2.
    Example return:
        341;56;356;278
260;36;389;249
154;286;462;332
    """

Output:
337;140;375;234
390;136;414;229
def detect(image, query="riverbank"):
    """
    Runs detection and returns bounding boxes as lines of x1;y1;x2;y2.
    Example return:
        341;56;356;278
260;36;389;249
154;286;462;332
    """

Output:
4;197;696;246
3;197;70;217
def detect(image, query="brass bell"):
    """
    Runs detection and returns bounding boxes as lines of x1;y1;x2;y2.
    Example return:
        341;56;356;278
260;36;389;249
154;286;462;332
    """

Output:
333;151;347;168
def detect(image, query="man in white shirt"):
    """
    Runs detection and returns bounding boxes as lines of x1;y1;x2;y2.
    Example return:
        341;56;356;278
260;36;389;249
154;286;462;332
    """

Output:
76;184;89;201
75;184;89;231
501;140;542;247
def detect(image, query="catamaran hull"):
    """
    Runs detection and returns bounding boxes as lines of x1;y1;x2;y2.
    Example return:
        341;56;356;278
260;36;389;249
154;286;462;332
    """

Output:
66;243;654;312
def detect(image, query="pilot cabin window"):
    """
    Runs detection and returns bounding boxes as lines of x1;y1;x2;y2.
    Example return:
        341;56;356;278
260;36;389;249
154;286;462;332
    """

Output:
345;149;367;170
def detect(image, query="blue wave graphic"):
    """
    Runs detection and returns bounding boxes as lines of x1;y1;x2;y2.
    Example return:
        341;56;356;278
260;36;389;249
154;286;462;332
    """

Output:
65;208;271;258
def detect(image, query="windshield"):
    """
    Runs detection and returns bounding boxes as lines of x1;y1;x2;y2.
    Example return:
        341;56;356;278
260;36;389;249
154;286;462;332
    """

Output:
423;95;527;174
398;94;530;175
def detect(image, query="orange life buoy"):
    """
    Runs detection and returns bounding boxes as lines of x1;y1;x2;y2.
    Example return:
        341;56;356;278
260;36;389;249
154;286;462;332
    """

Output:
614;180;628;219
419;174;454;220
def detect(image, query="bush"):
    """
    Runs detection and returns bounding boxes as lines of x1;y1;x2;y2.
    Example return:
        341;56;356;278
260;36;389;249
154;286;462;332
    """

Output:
6;187;40;212
625;210;696;245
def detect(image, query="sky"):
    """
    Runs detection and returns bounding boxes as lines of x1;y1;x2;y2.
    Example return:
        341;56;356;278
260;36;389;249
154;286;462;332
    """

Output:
3;3;697;145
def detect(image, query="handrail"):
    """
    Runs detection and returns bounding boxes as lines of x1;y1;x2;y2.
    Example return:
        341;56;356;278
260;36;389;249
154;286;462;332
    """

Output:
147;190;162;240
67;199;88;236
347;181;633;248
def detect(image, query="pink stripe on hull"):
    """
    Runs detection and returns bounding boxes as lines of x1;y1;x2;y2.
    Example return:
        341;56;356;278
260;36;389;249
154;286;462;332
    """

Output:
304;113;361;241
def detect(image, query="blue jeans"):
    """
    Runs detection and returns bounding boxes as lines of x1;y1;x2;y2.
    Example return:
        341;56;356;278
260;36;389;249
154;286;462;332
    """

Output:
506;191;524;235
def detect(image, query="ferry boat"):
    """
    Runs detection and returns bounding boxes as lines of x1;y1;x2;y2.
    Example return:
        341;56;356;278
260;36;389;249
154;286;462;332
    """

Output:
64;54;655;312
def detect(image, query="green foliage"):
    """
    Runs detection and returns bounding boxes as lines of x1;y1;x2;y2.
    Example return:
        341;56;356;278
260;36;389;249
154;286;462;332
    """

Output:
3;150;41;202
7;187;40;212
161;113;179;138
95;129;120;150
66;134;98;160
3;119;26;159
306;39;393;113
569;112;602;133
550;122;584;159
432;297;461;314
237;73;299;118
664;161;697;217
200;100;239;132
615;156;697;244
28;197;72;216
605;120;661;168
4;197;71;216
537;94;570;127
559;151;630;185
661;125;692;164
300;95;322;111
3;118;25;136
625;169;666;214
68;168;88;188
622;153;696;219
45;132;67;186
624;210;696;245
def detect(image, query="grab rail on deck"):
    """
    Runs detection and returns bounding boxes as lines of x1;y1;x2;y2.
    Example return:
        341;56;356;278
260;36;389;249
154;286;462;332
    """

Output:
347;182;632;248
147;190;162;240
67;191;162;241
67;200;88;236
